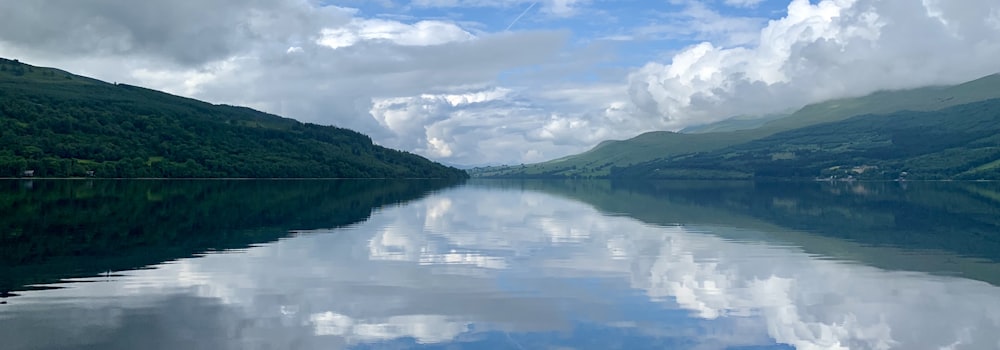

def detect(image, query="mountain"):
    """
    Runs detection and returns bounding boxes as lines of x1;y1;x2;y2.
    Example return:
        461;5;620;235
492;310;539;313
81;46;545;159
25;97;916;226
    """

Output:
471;74;1000;178
614;98;1000;180
0;58;467;179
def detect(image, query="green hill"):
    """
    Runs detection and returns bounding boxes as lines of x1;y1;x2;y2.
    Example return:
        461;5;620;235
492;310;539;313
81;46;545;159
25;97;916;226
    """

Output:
472;74;1000;178
679;113;789;134
0;58;467;179
613;98;1000;180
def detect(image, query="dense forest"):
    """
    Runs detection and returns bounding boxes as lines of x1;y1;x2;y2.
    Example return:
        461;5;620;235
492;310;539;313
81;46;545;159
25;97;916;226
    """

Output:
0;58;467;179
0;179;459;295
612;98;1000;180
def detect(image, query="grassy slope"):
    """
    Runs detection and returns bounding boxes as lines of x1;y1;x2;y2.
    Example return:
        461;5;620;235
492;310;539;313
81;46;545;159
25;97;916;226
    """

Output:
616;98;1000;180
472;74;1000;178
0;57;467;179
679;113;789;134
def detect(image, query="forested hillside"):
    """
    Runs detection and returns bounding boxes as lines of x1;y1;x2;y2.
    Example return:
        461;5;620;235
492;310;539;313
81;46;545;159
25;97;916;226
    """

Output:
0;58;467;179
472;74;1000;178
613;98;1000;180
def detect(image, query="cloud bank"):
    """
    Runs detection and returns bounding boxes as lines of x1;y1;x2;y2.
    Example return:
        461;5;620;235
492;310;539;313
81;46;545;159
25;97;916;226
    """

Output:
0;0;998;164
629;0;1000;129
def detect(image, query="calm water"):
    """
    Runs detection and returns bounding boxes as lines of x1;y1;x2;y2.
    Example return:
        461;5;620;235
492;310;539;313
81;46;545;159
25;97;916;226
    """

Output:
2;179;1000;350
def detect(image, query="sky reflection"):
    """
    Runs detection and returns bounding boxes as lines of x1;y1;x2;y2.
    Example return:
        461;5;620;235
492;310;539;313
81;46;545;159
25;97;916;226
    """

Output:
2;185;999;350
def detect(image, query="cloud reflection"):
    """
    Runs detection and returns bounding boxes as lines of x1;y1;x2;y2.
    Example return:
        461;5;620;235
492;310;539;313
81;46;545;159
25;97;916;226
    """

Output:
310;312;469;344
2;185;1000;349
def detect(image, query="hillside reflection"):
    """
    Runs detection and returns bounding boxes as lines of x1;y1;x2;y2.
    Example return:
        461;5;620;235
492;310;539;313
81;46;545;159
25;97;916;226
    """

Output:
0;179;461;295
2;181;999;349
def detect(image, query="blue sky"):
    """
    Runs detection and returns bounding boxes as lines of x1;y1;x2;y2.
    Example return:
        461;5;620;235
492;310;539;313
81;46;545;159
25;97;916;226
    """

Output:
1;0;999;165
341;0;788;76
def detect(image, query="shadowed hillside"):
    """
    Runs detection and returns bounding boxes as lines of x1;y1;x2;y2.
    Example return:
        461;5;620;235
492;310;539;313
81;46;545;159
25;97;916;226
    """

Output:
0;58;467;179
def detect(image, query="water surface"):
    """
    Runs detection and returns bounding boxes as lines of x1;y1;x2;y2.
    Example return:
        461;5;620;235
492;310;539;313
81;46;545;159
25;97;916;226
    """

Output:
2;180;999;350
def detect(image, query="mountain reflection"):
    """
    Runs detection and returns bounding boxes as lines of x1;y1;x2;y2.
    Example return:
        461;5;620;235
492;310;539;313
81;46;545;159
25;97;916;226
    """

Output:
484;180;1000;284
2;181;999;349
0;179;460;295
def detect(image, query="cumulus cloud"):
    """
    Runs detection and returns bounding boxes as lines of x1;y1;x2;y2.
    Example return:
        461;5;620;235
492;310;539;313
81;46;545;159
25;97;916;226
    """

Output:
0;0;571;163
368;85;641;164
1;0;998;165
629;0;1000;129
167;28;568;137
369;88;515;159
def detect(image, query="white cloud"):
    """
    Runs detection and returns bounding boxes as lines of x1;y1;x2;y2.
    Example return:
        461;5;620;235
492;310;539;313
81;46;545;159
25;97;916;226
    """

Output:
368;88;513;159
2;0;999;165
0;0;571;164
368;85;640;164
725;0;764;8
0;0;355;65
636;1;766;46
316;19;474;49
628;0;1000;129
545;0;585;17
129;57;243;96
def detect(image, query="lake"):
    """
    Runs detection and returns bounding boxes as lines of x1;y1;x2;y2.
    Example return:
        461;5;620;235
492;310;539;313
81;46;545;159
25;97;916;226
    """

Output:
2;179;1000;350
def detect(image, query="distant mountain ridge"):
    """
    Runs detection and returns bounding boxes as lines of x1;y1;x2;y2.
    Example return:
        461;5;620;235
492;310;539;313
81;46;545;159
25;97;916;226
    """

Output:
0;57;467;179
615;98;1000;180
679;113;789;134
471;73;1000;179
